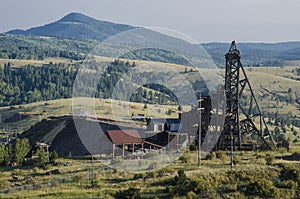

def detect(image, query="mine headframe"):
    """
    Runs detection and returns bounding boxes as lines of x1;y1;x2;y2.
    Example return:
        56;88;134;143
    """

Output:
218;41;276;150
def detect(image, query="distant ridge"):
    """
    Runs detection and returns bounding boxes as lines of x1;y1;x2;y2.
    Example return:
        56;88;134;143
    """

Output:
4;13;300;66
202;41;300;66
7;12;135;41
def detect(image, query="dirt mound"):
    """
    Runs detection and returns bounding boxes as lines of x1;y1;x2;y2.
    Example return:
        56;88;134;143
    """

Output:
20;116;140;157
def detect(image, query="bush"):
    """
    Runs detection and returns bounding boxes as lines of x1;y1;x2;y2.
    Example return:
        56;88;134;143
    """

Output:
115;187;141;199
0;179;10;189
244;179;279;198
233;156;241;165
265;154;275;165
206;152;216;160
133;173;146;180
11;169;24;176
50;151;59;160
167;169;196;196
189;144;197;151
275;180;298;189
43;164;52;170
32;167;40;174
143;104;148;109
279;165;300;182
157;167;174;177
146;171;157;178
179;152;191;163
186;191;197;199
72;173;85;185
216;151;228;163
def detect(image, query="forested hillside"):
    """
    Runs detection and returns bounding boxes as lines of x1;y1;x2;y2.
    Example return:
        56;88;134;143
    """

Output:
0;34;97;60
0;60;197;107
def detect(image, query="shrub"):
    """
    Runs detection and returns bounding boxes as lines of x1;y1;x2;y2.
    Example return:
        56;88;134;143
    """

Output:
157;167;174;177
275;180;298;189
206;152;216;160
72;173;85;185
244;179;279;198
32;167;40;174
115;187;141;199
216;151;228;163
0;180;10;189
50;151;59;160
146;171;157;178
43;164;52;170
186;191;197;199
179;152;191;163
143;104;148;109
279;165;300;182
16;195;24;199
11;169;24;176
189;144;197;151
233;156;241;165
167;169;196;196
133;173;146;180
265;154;275;165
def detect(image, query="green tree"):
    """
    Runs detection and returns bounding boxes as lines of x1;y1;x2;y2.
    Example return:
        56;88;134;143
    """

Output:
0;145;6;165
12;138;30;165
50;151;59;160
143;104;148;109
36;149;48;164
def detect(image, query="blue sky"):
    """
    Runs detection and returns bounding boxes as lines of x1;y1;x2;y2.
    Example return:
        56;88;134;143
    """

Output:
1;0;300;43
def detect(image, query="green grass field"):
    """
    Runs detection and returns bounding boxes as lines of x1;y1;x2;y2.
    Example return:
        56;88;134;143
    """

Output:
0;150;299;198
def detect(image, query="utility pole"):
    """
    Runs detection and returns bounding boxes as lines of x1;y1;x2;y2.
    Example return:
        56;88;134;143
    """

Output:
91;154;94;188
198;96;204;167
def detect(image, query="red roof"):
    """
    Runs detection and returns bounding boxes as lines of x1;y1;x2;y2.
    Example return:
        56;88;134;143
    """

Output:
107;130;142;145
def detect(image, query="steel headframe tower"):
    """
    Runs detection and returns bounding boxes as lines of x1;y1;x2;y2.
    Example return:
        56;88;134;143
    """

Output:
219;41;276;150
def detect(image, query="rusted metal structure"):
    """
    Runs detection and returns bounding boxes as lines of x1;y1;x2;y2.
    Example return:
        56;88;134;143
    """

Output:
218;41;276;150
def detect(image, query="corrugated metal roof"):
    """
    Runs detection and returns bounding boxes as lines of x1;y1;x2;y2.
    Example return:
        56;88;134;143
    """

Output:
107;130;142;145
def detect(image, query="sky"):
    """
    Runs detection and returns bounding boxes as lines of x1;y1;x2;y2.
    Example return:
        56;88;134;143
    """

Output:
1;0;300;43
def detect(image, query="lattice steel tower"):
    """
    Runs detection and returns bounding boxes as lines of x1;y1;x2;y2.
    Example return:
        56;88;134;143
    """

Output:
218;41;276;150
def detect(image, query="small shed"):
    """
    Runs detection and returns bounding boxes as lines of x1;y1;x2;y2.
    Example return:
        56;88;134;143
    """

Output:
107;130;143;159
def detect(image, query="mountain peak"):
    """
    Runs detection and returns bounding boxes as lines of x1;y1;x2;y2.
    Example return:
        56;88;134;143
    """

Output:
6;13;135;41
58;12;96;23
